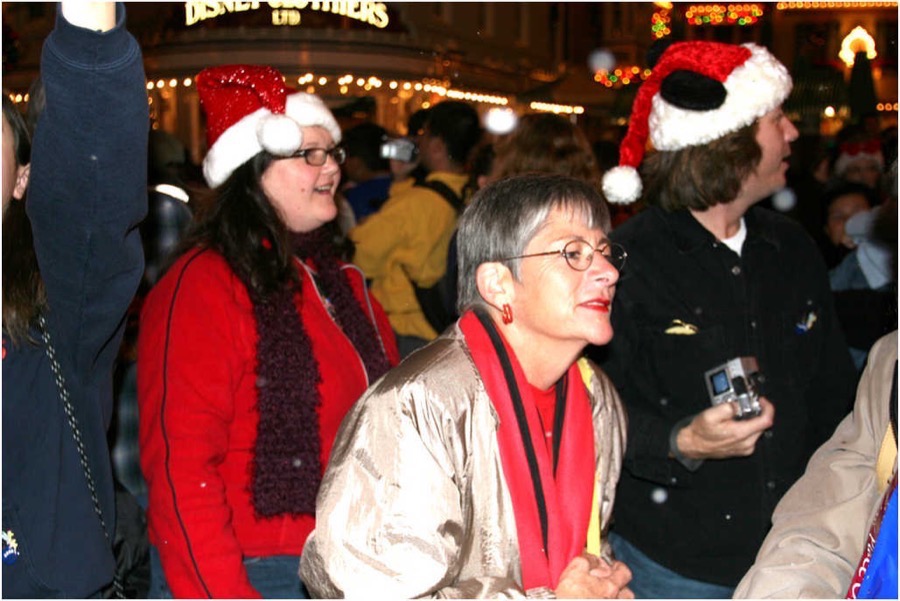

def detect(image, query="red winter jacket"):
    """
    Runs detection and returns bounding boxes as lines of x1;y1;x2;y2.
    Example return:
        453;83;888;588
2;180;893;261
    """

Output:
137;248;399;598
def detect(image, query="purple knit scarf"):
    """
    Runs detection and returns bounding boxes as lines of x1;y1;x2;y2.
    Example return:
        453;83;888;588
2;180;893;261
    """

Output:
251;227;391;517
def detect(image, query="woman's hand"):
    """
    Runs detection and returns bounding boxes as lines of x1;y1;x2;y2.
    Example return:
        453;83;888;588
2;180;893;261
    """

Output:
676;396;775;460
555;553;634;599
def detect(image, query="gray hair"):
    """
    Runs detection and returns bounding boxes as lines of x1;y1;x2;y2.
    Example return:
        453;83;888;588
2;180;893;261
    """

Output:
456;173;611;313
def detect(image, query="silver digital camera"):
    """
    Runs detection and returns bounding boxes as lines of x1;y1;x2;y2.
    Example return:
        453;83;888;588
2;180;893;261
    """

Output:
704;357;763;420
380;138;418;162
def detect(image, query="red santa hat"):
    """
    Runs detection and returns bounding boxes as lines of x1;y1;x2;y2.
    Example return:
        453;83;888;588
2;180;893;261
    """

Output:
197;64;342;188
602;42;792;204
833;138;884;177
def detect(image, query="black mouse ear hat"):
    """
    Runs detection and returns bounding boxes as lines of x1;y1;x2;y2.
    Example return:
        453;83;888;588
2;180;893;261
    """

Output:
603;42;792;204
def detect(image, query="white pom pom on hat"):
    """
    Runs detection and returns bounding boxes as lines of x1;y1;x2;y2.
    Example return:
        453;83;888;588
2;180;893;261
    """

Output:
257;113;302;157
197;64;342;188
602;165;643;205
602;41;792;205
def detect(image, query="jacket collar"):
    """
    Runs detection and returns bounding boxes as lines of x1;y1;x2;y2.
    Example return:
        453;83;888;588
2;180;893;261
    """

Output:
654;205;781;254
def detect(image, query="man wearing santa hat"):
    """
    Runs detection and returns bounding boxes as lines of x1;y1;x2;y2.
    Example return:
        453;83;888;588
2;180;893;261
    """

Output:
591;40;857;597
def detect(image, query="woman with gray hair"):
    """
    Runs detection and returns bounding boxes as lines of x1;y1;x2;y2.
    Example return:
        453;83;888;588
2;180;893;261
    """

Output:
301;173;633;598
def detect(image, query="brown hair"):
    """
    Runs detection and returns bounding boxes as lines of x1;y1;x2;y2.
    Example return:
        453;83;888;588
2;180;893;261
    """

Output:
492;113;602;190
641;120;762;211
2;96;44;345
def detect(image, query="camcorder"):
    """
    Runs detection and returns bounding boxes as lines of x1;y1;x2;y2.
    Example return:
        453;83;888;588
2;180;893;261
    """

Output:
380;137;418;163
704;357;764;420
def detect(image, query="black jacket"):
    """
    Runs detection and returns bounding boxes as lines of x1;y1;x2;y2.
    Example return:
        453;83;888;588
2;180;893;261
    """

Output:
2;5;147;597
592;205;857;586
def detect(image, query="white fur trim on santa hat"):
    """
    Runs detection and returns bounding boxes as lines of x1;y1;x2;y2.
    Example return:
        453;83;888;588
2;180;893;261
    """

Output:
834;150;883;177
284;93;341;144
202;92;341;188
649;44;792;151
203;105;269;187
602;165;643;204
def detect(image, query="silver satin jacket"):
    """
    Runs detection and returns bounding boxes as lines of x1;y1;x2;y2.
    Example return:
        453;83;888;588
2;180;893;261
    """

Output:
300;324;627;598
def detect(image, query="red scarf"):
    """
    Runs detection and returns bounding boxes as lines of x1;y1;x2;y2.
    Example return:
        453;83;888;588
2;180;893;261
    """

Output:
459;310;595;590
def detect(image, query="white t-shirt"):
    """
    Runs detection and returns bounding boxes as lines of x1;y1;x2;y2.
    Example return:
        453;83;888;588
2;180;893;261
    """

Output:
721;218;747;256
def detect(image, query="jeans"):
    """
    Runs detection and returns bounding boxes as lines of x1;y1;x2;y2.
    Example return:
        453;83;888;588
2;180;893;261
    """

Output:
149;545;308;598
610;532;735;599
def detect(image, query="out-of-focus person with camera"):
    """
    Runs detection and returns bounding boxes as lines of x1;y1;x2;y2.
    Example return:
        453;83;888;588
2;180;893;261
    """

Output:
589;40;857;598
301;174;632;598
385;108;430;196
350;100;482;356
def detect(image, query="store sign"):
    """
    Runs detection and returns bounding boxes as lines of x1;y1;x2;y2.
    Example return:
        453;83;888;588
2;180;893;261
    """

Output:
185;1;390;29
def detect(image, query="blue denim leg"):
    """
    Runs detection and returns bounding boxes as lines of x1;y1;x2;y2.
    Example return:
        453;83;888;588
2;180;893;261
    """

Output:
610;532;735;599
147;544;173;599
148;547;308;599
243;555;307;599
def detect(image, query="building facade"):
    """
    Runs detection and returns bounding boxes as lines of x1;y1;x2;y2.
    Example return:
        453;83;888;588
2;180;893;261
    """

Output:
3;2;896;160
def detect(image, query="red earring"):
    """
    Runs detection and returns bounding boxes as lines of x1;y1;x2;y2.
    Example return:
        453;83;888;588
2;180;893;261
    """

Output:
501;303;513;325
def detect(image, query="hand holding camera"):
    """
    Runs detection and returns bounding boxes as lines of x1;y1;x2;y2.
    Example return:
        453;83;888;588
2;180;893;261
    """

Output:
675;398;775;461
674;357;775;460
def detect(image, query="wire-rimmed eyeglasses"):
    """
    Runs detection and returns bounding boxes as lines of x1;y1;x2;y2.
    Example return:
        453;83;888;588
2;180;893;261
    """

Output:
498;239;627;272
281;146;347;166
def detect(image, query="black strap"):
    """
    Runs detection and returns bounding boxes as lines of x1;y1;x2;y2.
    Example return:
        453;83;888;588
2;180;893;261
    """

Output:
415;180;465;214
552;377;567;477
474;309;566;553
39;314;125;599
890;360;897;449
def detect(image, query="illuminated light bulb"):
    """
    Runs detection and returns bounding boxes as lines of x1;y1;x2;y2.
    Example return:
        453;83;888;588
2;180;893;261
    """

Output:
484;108;519;136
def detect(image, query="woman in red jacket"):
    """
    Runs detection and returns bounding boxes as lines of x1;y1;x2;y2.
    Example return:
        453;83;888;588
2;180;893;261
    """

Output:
137;64;399;598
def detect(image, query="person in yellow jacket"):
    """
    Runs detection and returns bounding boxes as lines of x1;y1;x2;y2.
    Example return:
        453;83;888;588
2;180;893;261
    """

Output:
351;100;482;356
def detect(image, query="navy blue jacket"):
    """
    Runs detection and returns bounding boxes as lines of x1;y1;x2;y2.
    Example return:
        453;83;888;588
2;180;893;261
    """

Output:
2;4;147;597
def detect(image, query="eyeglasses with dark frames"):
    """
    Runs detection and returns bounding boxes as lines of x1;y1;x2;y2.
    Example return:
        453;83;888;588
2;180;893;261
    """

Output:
499;239;627;272
281;146;346;167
